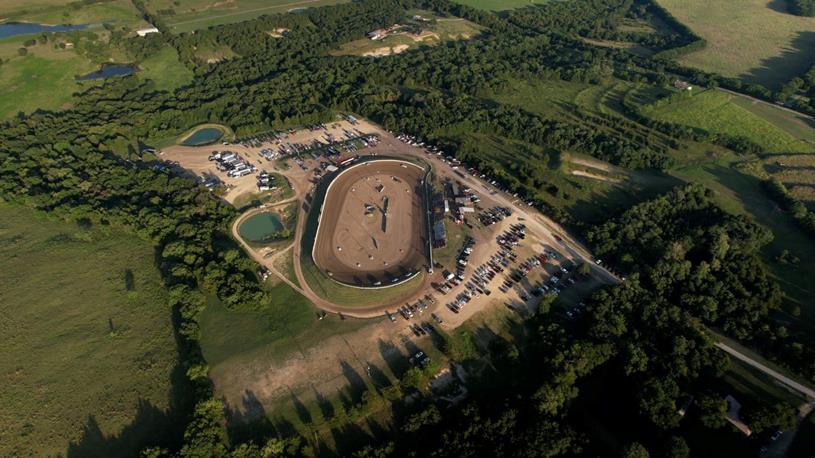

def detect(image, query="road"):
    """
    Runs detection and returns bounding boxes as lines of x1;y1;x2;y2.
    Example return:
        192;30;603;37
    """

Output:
718;88;815;122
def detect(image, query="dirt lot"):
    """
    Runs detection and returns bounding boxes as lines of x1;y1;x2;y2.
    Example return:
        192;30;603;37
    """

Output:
160;118;382;204
313;160;427;286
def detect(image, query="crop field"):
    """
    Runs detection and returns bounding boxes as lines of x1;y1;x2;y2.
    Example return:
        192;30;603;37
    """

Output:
643;89;815;154
143;0;351;33
657;0;815;89
0;205;180;457
451;0;550;10
760;154;815;208
332;16;482;57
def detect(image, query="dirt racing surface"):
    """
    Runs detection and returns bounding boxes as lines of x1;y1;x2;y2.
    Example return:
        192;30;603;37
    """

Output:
313;160;428;286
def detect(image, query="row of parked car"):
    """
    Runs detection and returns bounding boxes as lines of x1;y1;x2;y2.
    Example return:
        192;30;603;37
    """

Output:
480;206;512;226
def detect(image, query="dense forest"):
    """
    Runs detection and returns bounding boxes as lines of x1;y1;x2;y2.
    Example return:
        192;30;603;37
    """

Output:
2;0;814;456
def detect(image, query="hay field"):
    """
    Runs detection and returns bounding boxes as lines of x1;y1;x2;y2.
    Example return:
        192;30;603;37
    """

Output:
0;205;180;456
657;0;815;89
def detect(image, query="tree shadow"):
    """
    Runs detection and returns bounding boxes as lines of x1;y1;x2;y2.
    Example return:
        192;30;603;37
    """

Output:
313;386;335;421
378;338;409;379
66;399;178;458
340;360;367;405
290;390;313;426
329;422;373;457
366;362;392;392
124;268;135;291
740;31;815;90
767;0;791;14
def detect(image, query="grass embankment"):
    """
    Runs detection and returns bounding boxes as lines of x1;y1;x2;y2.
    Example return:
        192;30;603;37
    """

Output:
657;0;815;89
0;205;180;457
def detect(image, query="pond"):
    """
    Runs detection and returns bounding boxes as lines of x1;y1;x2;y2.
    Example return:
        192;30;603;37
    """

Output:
182;127;224;146
0;22;88;39
239;212;285;244
77;64;137;81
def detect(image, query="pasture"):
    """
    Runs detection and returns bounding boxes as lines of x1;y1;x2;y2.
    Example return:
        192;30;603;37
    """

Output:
0;205;180;457
643;89;815;154
143;0;351;33
657;0;815;89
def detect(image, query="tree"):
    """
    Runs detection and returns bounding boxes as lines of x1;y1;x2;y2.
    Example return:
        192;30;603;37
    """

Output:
744;402;796;433
665;436;690;458
621;442;650;458
698;394;727;429
17;47;27;56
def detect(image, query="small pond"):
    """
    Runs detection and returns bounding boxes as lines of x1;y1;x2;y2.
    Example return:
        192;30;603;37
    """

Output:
182;127;224;146
239;212;285;244
0;22;88;39
77;64;137;81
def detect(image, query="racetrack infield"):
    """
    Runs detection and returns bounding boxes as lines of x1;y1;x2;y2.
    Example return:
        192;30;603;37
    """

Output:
313;159;427;287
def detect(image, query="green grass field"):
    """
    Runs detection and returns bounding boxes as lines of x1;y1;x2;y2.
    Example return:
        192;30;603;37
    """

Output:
143;0;351;33
644;89;815;154
0;204;180;457
0;36;191;119
139;45;194;92
451;0;549;10
199;286;369;367
657;0;815;89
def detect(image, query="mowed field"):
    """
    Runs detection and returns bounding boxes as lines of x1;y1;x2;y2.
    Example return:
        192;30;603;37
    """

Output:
0;205;180;456
657;0;815;89
143;0;351;33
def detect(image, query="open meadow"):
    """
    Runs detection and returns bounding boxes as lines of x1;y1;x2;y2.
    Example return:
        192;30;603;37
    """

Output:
0;205;181;457
657;0;815;89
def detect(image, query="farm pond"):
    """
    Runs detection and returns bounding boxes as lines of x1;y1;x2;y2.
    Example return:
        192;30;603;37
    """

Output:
182;127;224;146
239;212;285;244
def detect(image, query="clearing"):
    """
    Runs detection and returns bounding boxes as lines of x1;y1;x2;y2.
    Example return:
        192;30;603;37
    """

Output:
657;0;815;89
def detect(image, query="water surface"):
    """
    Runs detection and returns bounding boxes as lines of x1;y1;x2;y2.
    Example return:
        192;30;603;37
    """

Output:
182;127;224;146
0;22;88;39
239;212;284;244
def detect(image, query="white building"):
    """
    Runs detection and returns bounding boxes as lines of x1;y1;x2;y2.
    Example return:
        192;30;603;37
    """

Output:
136;27;160;37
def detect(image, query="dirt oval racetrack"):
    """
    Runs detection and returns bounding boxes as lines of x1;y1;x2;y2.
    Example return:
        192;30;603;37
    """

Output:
312;159;428;287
